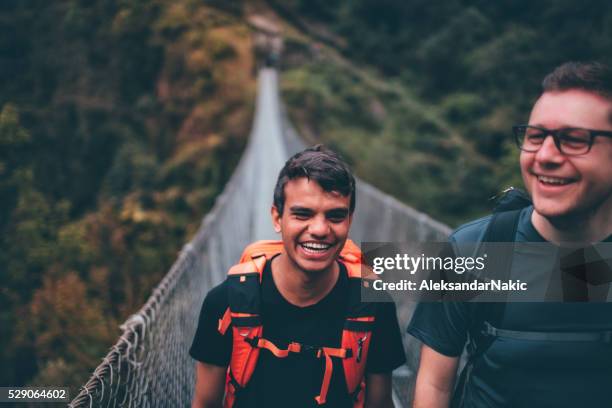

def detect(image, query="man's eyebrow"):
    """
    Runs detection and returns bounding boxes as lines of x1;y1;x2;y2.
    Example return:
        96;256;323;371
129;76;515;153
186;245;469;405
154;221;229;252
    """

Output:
288;206;349;215
326;208;349;216
289;206;313;213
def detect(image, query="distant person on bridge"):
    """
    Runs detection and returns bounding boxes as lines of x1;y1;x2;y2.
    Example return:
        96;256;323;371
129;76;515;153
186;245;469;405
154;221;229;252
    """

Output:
190;145;406;407
408;61;612;407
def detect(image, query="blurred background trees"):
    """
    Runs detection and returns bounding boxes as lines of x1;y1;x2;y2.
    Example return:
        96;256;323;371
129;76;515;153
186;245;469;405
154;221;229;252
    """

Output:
1;0;252;392
275;0;612;224
2;0;610;392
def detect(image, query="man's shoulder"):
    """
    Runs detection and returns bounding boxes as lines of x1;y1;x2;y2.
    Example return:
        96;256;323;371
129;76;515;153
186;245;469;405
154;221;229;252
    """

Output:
203;280;230;312
451;206;537;244
450;214;494;244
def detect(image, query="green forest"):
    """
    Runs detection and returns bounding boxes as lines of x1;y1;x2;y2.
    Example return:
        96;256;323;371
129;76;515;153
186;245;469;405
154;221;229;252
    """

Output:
1;0;254;392
2;0;611;395
275;0;612;224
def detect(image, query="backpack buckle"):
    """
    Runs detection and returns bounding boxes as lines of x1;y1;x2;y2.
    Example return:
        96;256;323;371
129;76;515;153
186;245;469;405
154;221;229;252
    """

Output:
244;336;260;347
301;344;321;357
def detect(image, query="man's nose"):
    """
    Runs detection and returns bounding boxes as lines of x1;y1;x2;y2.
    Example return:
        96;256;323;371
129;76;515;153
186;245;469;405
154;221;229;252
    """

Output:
308;216;330;237
535;135;565;165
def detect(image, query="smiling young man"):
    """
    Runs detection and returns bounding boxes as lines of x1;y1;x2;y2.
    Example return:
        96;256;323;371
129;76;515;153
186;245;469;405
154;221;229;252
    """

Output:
190;145;406;408
408;61;612;408
519;87;612;242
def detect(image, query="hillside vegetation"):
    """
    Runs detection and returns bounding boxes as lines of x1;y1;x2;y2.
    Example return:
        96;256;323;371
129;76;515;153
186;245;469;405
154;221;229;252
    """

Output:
0;0;254;391
274;0;612;225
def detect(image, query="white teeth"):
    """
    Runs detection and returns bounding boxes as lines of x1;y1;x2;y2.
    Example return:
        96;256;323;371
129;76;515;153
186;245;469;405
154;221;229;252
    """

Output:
538;176;572;185
301;242;331;251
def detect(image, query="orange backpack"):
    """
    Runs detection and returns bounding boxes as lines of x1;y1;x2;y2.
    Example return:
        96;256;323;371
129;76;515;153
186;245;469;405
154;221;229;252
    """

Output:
217;240;376;407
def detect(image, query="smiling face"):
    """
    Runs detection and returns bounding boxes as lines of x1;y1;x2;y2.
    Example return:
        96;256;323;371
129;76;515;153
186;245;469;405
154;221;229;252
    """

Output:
272;177;352;276
520;89;612;225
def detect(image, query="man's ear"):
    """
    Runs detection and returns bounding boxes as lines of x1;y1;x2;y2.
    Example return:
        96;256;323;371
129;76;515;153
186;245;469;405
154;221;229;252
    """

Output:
271;205;281;233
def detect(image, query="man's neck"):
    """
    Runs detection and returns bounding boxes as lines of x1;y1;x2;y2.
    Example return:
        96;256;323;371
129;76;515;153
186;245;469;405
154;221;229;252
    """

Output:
270;254;340;307
531;204;612;244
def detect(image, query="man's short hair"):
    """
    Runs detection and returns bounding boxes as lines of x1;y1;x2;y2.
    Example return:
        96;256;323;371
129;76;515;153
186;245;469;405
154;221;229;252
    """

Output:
542;61;612;100
273;144;356;215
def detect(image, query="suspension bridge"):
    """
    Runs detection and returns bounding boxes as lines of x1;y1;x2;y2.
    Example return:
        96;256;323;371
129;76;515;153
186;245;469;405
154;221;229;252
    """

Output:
69;68;451;407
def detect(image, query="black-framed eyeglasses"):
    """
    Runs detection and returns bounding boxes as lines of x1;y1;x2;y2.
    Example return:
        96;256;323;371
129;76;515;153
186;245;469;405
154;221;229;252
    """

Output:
513;125;612;155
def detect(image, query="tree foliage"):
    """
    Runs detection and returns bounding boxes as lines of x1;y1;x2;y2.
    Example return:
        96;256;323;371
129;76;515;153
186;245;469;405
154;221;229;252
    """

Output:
278;0;612;225
1;0;253;389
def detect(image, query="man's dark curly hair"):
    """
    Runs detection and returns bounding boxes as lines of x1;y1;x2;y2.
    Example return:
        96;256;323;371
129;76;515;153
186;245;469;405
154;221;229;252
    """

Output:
273;144;356;215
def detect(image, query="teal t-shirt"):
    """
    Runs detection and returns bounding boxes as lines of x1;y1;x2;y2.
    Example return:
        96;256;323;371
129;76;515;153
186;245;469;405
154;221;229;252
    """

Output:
407;206;612;408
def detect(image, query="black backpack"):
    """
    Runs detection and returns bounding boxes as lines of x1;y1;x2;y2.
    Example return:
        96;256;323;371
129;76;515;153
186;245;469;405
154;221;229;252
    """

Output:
451;187;612;408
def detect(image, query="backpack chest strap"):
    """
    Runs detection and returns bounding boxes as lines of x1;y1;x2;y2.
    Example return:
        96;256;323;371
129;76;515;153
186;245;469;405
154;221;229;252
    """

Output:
246;337;303;357
482;321;612;343
242;334;353;405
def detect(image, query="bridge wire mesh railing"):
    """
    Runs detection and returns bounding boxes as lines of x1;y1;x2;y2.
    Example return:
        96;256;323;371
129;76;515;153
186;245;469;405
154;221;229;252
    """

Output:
70;69;451;407
69;98;265;407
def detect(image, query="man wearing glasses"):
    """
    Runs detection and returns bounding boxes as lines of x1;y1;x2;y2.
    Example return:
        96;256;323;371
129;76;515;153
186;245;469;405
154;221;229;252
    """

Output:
407;61;612;407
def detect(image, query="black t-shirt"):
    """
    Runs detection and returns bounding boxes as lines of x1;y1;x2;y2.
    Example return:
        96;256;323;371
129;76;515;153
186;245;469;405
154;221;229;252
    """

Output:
190;259;406;408
407;207;612;408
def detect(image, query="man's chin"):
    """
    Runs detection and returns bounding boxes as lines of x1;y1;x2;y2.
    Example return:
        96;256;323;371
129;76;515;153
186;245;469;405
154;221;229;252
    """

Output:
534;205;567;219
534;202;592;227
294;258;336;275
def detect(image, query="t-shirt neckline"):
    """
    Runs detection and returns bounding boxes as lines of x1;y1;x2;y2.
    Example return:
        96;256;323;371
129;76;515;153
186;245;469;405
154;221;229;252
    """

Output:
520;205;612;243
262;256;347;311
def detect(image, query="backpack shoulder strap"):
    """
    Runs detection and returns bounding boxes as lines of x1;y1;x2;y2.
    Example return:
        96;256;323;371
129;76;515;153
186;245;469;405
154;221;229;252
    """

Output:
452;209;523;408
474;208;522;327
483;209;522;243
479;208;522;289
339;241;377;407
228;256;266;278
238;240;283;262
222;244;273;407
